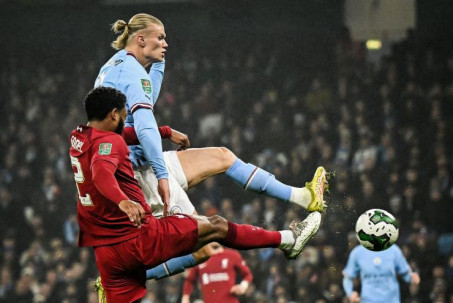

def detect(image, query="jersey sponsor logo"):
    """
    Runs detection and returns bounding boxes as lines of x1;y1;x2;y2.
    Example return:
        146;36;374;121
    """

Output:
98;143;112;155
363;272;393;280
105;58;123;67
141;79;152;94
201;272;230;285
71;135;85;153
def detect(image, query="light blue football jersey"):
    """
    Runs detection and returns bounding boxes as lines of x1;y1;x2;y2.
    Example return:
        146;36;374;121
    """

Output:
343;244;410;303
95;50;168;179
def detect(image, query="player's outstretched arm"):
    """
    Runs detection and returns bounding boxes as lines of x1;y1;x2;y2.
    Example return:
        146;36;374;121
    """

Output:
122;125;173;145
133;109;168;180
122;125;190;150
92;159;146;227
133;108;170;213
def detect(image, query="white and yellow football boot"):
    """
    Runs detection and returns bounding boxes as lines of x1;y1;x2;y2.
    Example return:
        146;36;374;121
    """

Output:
282;212;322;259
305;166;328;212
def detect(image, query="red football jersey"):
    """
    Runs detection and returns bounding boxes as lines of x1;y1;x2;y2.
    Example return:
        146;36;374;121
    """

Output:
69;125;151;247
183;248;253;303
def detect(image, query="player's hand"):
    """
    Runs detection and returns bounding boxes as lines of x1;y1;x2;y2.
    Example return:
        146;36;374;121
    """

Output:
181;295;190;303
410;272;420;285
230;281;248;296
169;128;190;150
157;178;170;216
349;291;360;303
119;200;146;228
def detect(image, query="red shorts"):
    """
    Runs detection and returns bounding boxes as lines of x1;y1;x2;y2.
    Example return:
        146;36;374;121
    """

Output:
94;214;198;303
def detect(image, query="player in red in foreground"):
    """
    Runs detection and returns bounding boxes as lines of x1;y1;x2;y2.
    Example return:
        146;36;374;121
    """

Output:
69;87;321;303
182;243;253;303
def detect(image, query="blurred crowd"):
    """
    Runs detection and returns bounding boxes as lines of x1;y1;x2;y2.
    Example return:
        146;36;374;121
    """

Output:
1;26;453;303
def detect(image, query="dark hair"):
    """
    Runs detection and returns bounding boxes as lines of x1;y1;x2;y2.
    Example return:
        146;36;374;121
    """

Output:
84;87;126;121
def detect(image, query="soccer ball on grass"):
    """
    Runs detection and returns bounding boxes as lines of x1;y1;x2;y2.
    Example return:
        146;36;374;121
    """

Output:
355;209;399;251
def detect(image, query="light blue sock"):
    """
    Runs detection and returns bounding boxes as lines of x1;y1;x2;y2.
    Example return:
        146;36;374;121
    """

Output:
225;158;292;202
146;254;196;280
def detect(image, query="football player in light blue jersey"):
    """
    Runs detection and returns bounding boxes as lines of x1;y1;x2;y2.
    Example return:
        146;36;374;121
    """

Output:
95;13;328;217
93;13;329;296
95;14;171;208
343;244;420;303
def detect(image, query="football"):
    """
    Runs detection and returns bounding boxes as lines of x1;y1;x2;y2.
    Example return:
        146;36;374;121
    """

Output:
355;209;399;251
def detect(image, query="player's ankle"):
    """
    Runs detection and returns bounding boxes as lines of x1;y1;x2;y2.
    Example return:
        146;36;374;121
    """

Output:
278;230;296;250
289;187;311;208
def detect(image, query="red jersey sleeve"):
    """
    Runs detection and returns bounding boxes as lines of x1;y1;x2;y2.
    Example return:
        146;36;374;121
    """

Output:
92;160;129;205
233;251;253;283
158;125;172;139
91;134;126;168
122;127;139;145
91;134;131;204
183;266;199;296
122;125;172;145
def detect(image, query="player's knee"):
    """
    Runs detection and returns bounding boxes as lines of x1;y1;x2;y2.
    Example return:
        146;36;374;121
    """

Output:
216;147;236;170
208;215;228;235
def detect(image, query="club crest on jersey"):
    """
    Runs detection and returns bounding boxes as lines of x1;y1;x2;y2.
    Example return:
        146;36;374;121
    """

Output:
221;258;229;269
170;206;183;215
141;79;152;94
99;143;112;155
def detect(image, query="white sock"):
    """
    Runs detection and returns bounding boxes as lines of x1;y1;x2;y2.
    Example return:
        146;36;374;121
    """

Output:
289;187;311;209
278;230;296;250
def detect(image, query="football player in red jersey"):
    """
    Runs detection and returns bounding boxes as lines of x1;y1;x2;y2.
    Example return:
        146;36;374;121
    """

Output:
70;86;321;303
182;243;253;303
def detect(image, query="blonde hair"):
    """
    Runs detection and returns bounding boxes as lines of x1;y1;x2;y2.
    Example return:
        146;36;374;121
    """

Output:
111;13;163;50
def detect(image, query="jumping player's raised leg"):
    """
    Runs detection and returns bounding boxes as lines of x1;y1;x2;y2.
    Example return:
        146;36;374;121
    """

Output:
176;147;236;187
175;147;328;212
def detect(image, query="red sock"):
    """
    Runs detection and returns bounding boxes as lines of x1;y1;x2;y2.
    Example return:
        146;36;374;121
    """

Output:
221;221;281;249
